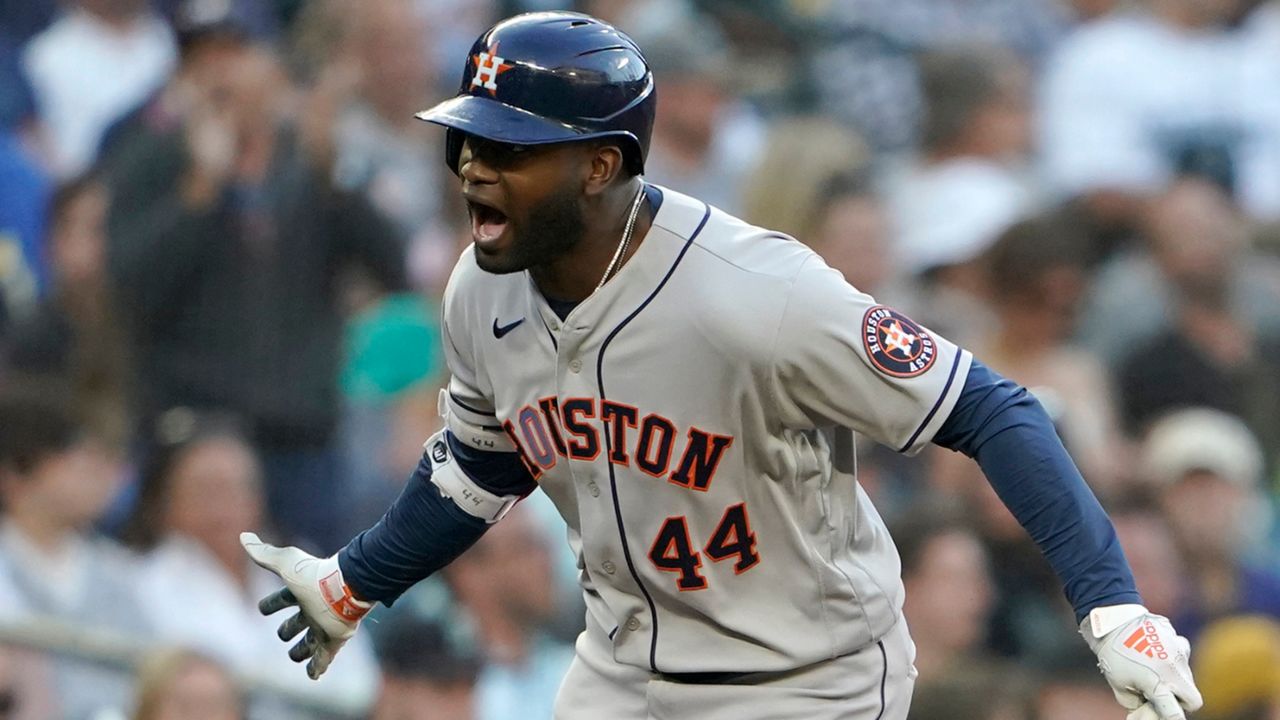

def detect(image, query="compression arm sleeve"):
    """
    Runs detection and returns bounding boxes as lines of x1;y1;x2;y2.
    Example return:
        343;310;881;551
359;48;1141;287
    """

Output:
932;359;1142;621
337;432;535;605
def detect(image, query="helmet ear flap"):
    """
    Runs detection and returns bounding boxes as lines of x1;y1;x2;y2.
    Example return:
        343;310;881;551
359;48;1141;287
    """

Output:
445;129;465;175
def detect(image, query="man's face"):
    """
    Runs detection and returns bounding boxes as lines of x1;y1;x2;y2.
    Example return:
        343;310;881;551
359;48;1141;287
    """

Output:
1162;470;1247;559
457;135;592;275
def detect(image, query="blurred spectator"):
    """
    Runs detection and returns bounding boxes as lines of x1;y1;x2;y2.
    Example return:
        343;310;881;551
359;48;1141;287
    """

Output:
0;383;140;718
579;0;698;40
1109;498;1185;619
637;16;767;214
0;1;59;48
1066;0;1126;22
4;174;132;448
21;0;177;178
1080;177;1280;369
443;503;575;720
906;663;1030;720
153;0;281;42
1194;616;1280;720
0;132;45;327
887;45;1036;347
977;215;1125;492
739;117;870;258
1032;654;1127;720
125;410;379;711
339;294;444;538
104;45;406;553
0;34;46;320
807;0;1065;155
1039;0;1280;224
1114;182;1280;460
96;0;258;164
132;648;243;720
329;0;459;292
806;171;894;298
373;619;480;720
918;462;1083;667
1140;408;1280;639
413;0;498;88
0;644;57;720
894;511;999;679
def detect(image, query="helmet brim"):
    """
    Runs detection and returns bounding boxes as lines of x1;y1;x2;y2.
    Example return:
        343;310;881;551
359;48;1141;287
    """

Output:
416;94;640;173
416;94;604;145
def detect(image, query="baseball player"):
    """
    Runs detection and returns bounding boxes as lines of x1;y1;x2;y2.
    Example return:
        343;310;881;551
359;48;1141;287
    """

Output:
240;12;1202;720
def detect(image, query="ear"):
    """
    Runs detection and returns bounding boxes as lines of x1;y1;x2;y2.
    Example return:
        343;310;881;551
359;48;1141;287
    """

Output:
583;144;625;197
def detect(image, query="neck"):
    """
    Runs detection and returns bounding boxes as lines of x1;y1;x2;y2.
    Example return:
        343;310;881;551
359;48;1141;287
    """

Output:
84;6;141;32
8;510;74;553
530;179;650;302
1153;2;1212;30
1182;303;1251;367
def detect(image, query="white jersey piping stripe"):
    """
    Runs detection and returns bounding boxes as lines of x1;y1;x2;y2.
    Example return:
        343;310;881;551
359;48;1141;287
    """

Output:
596;201;712;674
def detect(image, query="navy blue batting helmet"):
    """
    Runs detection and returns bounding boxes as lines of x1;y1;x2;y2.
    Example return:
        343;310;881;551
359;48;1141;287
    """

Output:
415;12;655;176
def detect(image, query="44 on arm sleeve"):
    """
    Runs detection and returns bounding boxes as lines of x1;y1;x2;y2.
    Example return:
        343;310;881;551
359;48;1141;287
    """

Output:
932;359;1141;622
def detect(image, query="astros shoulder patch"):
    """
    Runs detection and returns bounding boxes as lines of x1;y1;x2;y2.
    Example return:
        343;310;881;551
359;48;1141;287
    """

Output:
861;305;937;378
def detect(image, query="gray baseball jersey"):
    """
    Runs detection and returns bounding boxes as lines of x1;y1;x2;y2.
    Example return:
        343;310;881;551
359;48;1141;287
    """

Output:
441;185;972;674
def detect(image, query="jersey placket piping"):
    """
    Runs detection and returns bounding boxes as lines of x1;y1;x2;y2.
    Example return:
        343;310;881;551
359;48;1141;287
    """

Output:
593;202;711;673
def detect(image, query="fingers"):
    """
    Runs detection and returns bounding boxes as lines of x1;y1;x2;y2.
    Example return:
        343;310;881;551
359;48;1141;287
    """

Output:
1127;705;1161;720
1147;687;1188;720
241;532;282;570
307;647;335;680
289;628;320;663
241;532;305;574
258;587;298;616
1111;686;1144;712
277;611;308;641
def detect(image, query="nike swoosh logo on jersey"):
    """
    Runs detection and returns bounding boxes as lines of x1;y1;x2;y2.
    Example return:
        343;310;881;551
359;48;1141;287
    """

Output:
493;317;525;338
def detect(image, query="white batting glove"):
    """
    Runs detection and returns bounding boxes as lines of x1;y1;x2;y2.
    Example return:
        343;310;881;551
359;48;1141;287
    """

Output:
240;532;372;679
1082;604;1203;720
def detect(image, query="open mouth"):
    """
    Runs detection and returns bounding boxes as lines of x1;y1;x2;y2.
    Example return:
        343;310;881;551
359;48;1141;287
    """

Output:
467;199;509;245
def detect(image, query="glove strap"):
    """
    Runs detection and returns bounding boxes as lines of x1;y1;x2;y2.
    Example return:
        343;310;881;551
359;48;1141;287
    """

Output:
319;565;372;623
1088;603;1148;639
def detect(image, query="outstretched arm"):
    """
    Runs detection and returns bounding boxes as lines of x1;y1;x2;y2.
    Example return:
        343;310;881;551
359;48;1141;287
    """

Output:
243;426;536;679
932;358;1139;620
933;359;1201;720
339;431;535;604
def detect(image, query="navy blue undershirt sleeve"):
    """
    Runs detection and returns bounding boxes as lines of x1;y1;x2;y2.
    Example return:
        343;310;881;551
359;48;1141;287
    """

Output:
932;359;1142;622
337;432;536;604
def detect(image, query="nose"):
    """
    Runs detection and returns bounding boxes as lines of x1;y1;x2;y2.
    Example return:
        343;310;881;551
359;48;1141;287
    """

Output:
458;138;499;185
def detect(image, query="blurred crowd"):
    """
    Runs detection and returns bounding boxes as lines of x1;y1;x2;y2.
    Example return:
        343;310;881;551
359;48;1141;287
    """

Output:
0;0;1278;718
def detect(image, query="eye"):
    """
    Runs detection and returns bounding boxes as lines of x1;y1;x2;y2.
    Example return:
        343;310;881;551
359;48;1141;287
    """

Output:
468;137;534;166
497;142;531;156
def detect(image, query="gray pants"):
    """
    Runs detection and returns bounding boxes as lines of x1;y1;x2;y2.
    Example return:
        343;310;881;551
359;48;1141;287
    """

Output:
554;615;917;720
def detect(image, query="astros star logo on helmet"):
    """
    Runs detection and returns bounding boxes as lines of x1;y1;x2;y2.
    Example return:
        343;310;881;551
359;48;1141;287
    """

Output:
471;42;513;95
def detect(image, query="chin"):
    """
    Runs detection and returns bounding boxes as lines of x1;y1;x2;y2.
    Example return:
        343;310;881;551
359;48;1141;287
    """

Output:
472;244;528;275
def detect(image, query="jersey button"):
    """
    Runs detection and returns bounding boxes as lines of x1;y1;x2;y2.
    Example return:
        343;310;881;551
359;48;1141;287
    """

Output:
625;617;641;631
568;359;583;373
602;560;616;575
587;481;600;497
